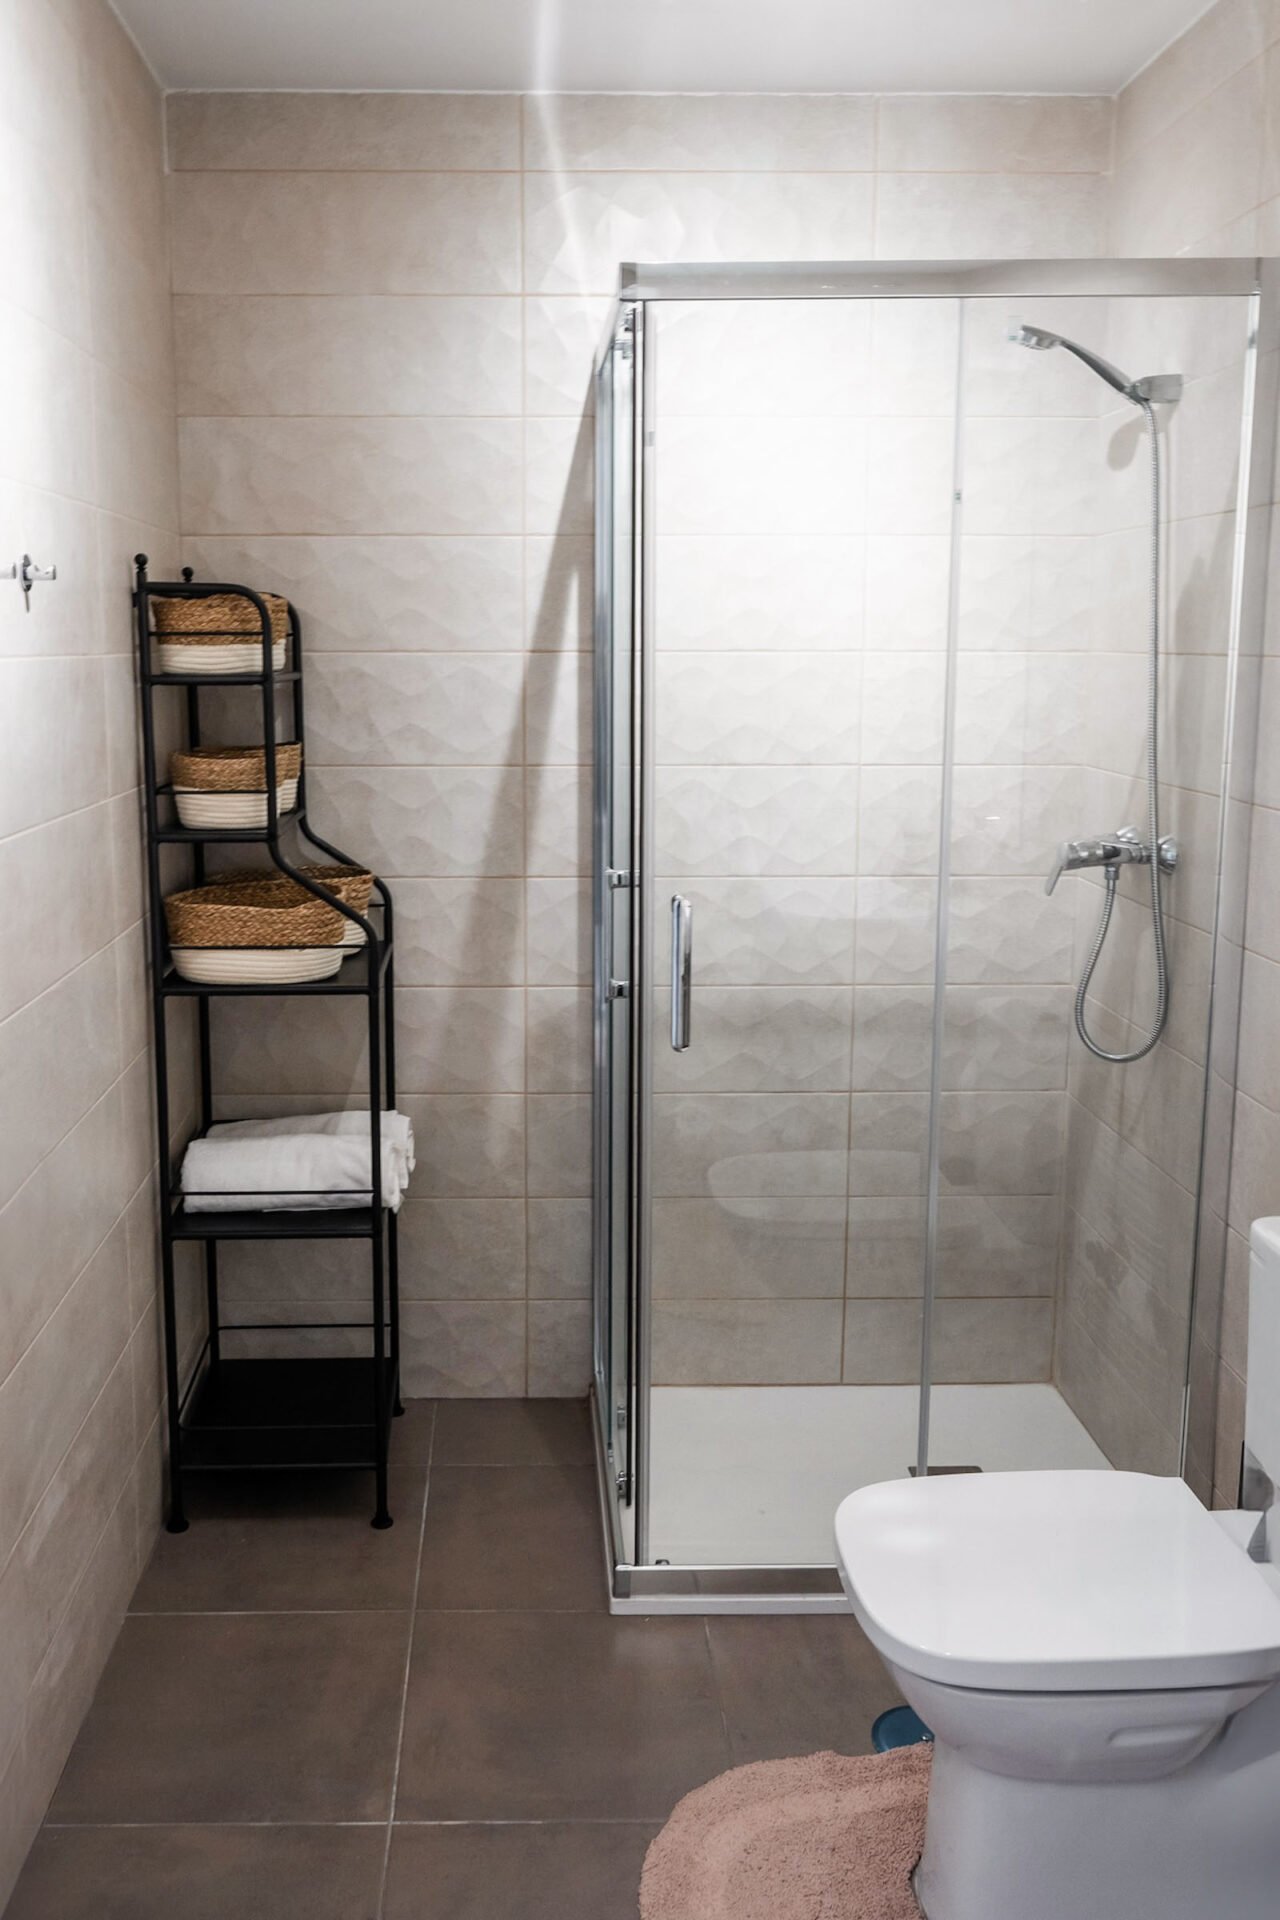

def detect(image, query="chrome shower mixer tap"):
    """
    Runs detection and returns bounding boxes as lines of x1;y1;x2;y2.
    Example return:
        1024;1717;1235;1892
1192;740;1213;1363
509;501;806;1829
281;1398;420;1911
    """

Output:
1045;827;1179;896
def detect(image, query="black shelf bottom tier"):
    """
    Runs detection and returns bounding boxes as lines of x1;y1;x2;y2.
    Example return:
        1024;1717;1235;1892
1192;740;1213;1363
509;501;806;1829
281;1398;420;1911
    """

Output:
170;1202;382;1240
180;1357;397;1471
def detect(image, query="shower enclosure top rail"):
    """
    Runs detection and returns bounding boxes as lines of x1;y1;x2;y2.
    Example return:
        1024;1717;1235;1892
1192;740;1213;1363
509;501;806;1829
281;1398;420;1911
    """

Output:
617;258;1264;302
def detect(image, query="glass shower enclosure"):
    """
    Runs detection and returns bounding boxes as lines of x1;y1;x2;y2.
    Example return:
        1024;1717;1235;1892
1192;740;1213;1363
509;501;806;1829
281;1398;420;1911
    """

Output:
592;259;1274;1609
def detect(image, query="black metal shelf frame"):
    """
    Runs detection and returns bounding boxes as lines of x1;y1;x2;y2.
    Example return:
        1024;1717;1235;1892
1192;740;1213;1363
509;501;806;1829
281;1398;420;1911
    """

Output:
134;556;401;1532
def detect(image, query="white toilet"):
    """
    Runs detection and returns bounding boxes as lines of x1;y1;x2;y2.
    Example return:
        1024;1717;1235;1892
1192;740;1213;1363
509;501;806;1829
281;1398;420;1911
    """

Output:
834;1217;1280;1920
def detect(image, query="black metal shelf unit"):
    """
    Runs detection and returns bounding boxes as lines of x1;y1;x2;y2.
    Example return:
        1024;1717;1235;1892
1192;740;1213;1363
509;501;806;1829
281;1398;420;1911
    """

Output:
134;556;401;1532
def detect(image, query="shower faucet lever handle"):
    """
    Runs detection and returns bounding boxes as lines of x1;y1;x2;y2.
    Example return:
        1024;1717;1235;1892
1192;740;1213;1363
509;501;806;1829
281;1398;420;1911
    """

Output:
1044;837;1114;895
1044;829;1179;895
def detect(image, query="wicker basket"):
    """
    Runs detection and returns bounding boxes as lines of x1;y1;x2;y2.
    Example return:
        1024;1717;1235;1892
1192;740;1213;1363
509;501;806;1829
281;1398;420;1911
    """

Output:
198;863;374;949
164;880;344;985
297;864;374;949
170;744;302;828
152;591;290;675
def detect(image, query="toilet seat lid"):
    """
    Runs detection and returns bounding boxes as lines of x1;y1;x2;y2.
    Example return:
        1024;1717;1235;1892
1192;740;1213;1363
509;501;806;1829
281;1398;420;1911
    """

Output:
835;1470;1280;1693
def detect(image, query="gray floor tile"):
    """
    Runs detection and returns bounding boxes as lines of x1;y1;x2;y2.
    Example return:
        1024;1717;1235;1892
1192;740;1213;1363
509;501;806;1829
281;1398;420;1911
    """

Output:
417;1464;603;1611
396;1611;729;1820
432;1398;593;1466
384;1822;656;1920
706;1613;902;1764
7;1826;385;1920
133;1404;432;1613
48;1612;410;1825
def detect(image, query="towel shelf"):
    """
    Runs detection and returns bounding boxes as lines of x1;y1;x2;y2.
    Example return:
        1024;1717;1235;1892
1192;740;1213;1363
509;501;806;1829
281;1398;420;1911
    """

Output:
134;556;401;1534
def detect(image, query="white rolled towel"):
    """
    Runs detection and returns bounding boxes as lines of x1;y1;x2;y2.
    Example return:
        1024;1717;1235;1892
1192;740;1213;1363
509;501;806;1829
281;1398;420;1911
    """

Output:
182;1110;414;1212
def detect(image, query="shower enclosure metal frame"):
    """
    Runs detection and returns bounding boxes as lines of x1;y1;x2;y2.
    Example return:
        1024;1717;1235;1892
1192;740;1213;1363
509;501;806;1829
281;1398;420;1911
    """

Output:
591;257;1278;1612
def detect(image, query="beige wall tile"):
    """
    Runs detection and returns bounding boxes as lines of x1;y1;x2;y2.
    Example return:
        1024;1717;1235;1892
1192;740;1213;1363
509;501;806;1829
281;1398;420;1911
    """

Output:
0;300;96;501
0;1086;129;1386
396;1199;526;1300
526;533;593;650
0;947;122;1210
167;91;520;171
526;876;591;986
0;1217;131;1568
653;1298;843;1385
392;879;524;986
875;172;1105;258
397;1095;526;1198
178;416;524;536
1114;0;1271;161
654;1196;846;1298
1110;61;1264;253
304;652;525;766
174;294;523;418
0;806;118;1024
523;93;875;172
931;1297;1054;1384
527;986;592;1094
525;1094;591;1197
527;1197;591;1298
877;95;1110;173
306;766;525;877
528;1300;592;1395
181;534;524;653
400;1301;526;1395
0;483;102;659
524;295;610;415
170;170;522;295
523;169;875;295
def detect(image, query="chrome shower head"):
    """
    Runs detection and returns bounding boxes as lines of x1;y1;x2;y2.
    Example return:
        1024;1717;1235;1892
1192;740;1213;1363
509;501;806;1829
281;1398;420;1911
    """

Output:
1010;323;1059;351
1007;320;1182;407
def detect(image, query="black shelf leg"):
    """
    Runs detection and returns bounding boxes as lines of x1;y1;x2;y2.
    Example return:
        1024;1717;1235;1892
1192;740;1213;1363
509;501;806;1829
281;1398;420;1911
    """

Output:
385;942;403;1418
368;965;393;1529
389;1211;403;1418
371;1220;392;1529
205;1241;221;1369
161;1237;189;1534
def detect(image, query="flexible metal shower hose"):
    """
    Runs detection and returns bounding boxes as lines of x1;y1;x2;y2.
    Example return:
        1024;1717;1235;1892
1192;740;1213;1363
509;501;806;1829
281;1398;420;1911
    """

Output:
1073;396;1170;1064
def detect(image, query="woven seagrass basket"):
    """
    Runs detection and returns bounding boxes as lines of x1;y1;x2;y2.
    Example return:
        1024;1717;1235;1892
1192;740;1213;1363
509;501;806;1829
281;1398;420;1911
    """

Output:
151;591;289;673
169;743;302;827
163;880;344;985
198;863;374;949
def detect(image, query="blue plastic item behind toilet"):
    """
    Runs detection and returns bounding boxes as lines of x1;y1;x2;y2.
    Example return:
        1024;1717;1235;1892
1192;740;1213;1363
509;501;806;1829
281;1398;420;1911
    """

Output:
871;1705;934;1751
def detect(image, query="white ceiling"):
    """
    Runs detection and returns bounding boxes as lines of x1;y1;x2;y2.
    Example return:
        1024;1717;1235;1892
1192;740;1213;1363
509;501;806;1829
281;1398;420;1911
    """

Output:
112;0;1208;98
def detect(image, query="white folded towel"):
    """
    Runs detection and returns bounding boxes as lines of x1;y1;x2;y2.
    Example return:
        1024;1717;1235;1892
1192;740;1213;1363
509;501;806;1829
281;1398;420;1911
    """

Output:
181;1109;414;1213
202;1110;414;1182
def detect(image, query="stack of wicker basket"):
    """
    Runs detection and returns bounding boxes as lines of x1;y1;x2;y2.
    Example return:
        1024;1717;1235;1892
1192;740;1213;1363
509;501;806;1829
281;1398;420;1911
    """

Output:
164;864;374;984
151;591;290;674
170;743;302;828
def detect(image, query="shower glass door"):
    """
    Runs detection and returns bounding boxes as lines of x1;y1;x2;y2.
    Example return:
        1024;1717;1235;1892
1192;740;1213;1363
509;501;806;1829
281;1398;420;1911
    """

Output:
640;297;960;1567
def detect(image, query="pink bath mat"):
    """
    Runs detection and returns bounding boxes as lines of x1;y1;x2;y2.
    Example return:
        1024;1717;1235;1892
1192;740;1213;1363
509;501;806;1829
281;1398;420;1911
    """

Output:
640;1744;930;1920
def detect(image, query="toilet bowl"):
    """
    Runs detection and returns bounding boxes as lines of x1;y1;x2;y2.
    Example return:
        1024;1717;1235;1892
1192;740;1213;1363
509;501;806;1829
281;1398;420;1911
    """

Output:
833;1215;1280;1918
834;1469;1280;1919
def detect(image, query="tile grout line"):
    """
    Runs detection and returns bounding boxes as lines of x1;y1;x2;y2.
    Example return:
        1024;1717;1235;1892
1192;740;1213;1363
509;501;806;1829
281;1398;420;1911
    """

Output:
375;1399;437;1919
700;1617;734;1771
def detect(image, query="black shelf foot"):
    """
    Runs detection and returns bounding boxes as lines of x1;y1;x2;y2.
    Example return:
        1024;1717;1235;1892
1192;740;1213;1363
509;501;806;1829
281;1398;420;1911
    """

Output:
393;1396;405;1417
166;1512;190;1534
371;1510;394;1530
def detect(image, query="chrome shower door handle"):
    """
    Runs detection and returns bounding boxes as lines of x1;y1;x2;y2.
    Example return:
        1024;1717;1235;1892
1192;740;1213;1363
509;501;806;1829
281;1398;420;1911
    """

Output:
670;895;693;1051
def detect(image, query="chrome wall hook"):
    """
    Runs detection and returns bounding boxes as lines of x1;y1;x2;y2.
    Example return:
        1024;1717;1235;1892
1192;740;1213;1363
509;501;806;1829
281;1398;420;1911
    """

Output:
4;554;58;611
